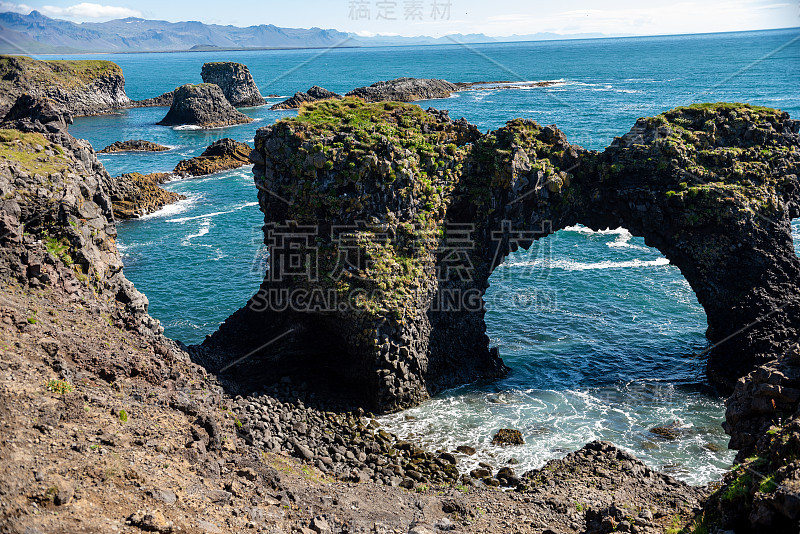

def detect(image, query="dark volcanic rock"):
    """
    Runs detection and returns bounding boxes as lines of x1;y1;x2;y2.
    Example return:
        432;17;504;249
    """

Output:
270;86;342;110
200;99;800;414
345;78;459;102
157;84;253;129
1;94;73;133
173;138;251;177
100;140;169;153
201;62;265;107
106;172;185;219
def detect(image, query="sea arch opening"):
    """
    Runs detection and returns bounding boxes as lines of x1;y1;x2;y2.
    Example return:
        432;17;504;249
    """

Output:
380;224;735;485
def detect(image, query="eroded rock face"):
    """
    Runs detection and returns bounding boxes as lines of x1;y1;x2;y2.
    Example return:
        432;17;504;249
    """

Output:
157;84;253;129
270;86;343;110
0;55;130;118
0;96;162;335
201;62;265;108
173;138;251;176
200;99;800;413
346;78;459;102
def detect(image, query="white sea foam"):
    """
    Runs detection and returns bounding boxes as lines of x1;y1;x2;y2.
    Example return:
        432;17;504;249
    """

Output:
167;201;259;223
507;257;670;271
184;220;211;241
136;193;201;220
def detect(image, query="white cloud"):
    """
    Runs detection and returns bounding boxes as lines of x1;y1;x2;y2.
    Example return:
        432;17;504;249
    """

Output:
0;1;34;14
0;2;141;19
40;2;141;19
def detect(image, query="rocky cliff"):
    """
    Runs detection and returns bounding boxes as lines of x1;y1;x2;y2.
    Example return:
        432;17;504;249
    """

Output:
0;55;130;119
157;83;253;128
201;62;265;107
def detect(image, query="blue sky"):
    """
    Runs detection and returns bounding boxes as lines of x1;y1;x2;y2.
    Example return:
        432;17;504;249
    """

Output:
0;1;797;37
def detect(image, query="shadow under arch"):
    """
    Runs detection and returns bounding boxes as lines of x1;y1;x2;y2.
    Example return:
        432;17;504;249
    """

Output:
378;227;735;484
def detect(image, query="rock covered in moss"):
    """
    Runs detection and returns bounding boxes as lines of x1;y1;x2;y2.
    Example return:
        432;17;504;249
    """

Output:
99;139;169;153
173;138;251;176
157;84;253;128
106;172;185;219
0;55;130;118
201;100;800;414
201;62;265;107
345;78;459;102
270;86;342;110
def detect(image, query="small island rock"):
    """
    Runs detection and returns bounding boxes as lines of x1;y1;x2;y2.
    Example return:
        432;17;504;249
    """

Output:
157;84;253;129
100;140;169;153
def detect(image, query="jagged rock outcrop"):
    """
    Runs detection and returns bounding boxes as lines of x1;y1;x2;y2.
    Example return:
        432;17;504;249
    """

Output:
173;138;251;176
724;345;800;460
346;78;459;102
99;139;169;153
0;96;161;335
200;99;800;414
270;86;343;110
0;55;130;118
157;84;253;128
201;62;265;107
106;172;185;219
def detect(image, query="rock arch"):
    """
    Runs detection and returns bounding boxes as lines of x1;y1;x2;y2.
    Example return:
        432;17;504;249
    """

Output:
197;99;800;413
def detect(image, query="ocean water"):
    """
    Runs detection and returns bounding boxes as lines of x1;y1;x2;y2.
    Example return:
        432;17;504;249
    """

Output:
61;28;800;485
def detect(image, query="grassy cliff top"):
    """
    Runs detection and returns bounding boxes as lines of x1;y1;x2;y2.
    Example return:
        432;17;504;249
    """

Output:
0;55;123;88
0;129;71;175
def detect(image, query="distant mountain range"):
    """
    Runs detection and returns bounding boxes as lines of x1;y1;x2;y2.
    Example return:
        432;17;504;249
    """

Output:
0;10;618;54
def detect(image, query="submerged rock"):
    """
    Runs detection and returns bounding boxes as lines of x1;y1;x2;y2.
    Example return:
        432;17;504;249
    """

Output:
173;138;251;177
201;62;265;107
157;84;253;129
100;140;169;153
270;86;343;110
491;429;524;446
345;77;459;102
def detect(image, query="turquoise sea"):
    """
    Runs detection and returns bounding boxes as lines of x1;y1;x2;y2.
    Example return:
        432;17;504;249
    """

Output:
60;28;800;484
